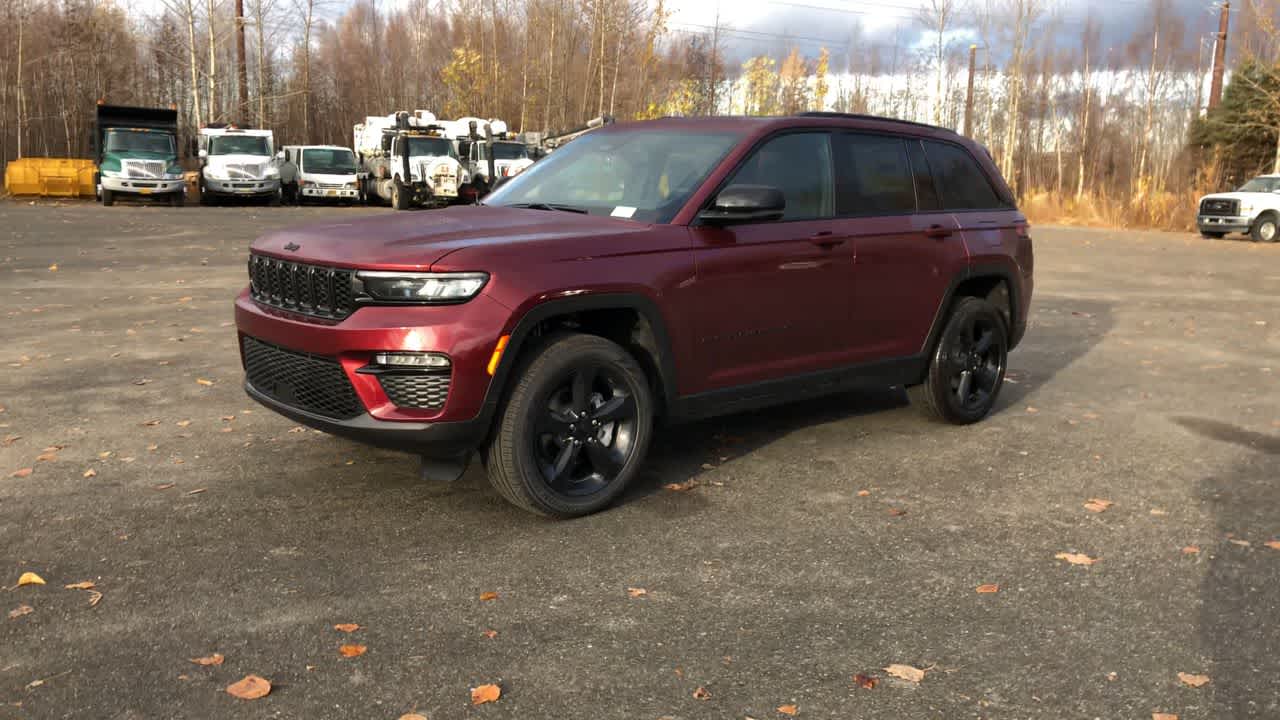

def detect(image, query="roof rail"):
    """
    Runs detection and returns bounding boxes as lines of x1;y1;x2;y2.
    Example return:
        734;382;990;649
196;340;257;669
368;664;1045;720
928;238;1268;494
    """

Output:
794;111;956;134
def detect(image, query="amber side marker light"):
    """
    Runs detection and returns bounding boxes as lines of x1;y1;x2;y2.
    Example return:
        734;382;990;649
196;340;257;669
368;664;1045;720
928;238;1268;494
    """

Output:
487;335;510;376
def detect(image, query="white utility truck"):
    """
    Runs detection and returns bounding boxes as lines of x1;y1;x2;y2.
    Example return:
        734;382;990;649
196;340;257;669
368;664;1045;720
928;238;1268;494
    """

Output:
280;145;361;203
443;117;535;201
196;125;279;204
1196;174;1280;242
353;111;465;210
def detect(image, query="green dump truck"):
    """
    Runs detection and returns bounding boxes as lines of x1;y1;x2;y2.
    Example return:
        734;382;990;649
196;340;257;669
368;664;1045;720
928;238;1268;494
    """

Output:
93;103;185;206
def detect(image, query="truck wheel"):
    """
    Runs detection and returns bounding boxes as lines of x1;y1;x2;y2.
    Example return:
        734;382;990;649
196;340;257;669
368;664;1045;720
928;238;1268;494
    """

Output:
391;180;410;210
199;180;214;206
1251;212;1279;243
101;188;115;207
170;192;185;207
483;333;654;518
908;297;1008;425
1200;231;1225;239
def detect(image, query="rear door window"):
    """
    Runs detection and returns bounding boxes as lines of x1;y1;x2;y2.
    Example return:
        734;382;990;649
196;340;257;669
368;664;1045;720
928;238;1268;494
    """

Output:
922;140;1005;210
831;133;916;216
726;132;834;221
905;140;941;212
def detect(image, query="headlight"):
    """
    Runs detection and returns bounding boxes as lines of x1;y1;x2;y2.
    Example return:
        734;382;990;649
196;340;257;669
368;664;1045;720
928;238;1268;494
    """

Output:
356;271;488;303
264;166;280;179
346;182;358;190
205;167;227;180
101;169;123;179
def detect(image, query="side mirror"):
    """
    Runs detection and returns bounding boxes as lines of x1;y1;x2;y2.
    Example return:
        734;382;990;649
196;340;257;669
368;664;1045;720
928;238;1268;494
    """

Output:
198;148;208;160
276;151;285;160
698;184;786;225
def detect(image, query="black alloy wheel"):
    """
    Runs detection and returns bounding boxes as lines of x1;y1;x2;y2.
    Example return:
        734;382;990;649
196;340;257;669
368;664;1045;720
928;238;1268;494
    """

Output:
910;296;1008;424
532;364;639;497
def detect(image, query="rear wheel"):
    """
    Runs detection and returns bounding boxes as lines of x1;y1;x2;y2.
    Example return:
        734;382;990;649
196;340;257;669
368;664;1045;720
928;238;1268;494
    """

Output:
101;188;115;207
1252;213;1278;243
1200;231;1225;239
909;297;1008;424
484;334;654;518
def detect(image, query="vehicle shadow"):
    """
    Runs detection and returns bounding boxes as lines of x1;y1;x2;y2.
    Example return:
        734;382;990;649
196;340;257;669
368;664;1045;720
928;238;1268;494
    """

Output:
619;295;1114;506
1193;447;1280;717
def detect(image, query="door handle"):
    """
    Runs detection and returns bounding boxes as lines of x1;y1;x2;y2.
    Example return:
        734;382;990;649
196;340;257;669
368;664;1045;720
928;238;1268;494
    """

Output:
925;224;954;239
808;231;844;248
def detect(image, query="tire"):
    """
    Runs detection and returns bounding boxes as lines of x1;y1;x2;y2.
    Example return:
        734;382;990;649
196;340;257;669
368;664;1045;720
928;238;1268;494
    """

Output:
101;188;115;207
1251;212;1279;243
171;191;185;207
391;179;410;210
483;333;654;518
909;296;1008;425
199;179;215;206
1200;231;1225;239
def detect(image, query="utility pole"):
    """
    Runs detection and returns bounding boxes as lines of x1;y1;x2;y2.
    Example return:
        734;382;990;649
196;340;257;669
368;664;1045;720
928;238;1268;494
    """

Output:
963;44;977;136
708;2;720;116
235;0;249;123
1208;1;1229;110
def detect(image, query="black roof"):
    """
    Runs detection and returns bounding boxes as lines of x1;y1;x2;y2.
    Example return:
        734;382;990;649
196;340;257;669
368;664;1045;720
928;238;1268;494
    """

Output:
794;111;956;134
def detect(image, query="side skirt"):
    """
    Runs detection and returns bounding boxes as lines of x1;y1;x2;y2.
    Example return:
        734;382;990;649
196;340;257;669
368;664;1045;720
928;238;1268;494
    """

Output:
667;355;927;423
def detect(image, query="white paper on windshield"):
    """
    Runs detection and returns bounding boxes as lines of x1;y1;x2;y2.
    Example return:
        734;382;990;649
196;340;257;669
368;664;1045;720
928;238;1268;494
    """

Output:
611;206;637;218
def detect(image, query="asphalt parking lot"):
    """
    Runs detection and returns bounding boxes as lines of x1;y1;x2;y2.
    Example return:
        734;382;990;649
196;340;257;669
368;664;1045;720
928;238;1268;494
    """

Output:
2;200;1278;719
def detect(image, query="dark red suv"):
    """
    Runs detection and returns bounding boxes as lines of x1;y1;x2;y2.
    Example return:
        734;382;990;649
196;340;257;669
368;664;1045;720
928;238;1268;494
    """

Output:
236;113;1033;517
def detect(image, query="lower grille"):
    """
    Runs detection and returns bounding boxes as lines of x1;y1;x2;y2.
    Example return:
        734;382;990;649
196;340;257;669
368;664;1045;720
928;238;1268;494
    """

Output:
242;336;361;419
379;373;451;409
1200;198;1238;216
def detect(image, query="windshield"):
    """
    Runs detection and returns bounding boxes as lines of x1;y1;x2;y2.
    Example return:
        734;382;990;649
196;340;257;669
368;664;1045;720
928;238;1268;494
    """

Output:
484;129;741;223
405;136;457;159
105;129;174;156
302;148;358;175
209;135;270;156
1239;176;1280;193
491;142;529;161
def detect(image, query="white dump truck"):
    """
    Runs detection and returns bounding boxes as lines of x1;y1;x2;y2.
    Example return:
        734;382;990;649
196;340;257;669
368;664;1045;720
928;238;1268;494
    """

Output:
442;117;535;201
195;125;279;204
353;110;465;210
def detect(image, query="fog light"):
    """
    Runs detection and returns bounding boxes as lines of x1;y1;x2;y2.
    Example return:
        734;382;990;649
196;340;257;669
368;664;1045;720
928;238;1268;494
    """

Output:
374;352;450;369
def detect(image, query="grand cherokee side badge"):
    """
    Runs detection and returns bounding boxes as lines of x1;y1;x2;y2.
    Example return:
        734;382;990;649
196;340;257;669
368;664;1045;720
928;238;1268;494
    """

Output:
283;242;300;251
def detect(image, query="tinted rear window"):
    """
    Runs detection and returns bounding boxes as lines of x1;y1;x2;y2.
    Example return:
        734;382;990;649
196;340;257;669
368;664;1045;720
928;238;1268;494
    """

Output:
832;133;915;216
905;140;940;212
923;140;1005;210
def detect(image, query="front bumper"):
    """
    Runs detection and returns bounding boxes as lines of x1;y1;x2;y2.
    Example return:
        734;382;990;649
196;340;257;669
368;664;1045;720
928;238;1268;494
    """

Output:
301;185;359;199
102;176;185;194
205;177;280;196
234;289;512;456
1198;215;1252;233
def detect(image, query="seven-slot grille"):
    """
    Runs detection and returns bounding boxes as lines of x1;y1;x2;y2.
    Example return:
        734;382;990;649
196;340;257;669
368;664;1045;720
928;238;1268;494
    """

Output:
378;373;451;409
248;254;355;320
242;336;361;419
1199;198;1239;216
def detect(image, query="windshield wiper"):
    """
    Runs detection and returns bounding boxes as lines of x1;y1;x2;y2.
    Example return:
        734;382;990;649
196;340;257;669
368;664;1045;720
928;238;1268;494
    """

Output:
506;202;589;214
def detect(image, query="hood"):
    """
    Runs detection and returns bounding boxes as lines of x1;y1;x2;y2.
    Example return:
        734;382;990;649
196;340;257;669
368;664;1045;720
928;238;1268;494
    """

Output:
1200;191;1273;203
301;171;358;183
251;205;652;271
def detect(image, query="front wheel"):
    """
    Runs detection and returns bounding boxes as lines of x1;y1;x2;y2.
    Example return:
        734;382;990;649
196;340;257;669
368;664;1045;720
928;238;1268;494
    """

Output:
909;297;1008;424
1251;213;1279;243
484;334;654;518
391;179;410;210
1200;231;1225;239
101;188;115;207
170;191;185;207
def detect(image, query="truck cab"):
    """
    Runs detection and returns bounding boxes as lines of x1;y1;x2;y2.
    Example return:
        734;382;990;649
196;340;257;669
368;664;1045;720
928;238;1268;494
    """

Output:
93;104;185;207
196;126;280;204
281;145;361;203
354;111;466;211
446;117;534;202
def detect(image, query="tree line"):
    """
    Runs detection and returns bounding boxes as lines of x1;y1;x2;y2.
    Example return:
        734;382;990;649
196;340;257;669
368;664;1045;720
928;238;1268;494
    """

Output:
0;0;1277;229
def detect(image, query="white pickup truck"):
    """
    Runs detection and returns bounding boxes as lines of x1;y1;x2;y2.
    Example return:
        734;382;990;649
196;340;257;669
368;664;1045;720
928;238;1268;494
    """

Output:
1196;174;1280;242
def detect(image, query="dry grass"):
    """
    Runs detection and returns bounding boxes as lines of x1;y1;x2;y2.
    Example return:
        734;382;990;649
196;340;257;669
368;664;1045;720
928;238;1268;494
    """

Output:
1021;187;1203;232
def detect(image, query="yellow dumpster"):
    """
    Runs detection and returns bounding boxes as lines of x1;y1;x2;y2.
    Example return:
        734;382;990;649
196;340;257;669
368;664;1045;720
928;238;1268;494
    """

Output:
3;158;97;197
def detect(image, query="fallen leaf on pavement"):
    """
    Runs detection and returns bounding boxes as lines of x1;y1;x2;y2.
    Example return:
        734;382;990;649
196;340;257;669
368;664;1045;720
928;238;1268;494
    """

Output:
36;452;57;462
196;378;214;386
1153;714;1178;720
1055;552;1098;566
154;483;175;490
627;587;648;598
1182;546;1200;554
856;489;871;497
885;664;925;683
186;488;206;495
333;623;360;633
482;629;498;639
399;715;428;720
288;426;306;433
471;683;501;705
692;686;711;700
8;605;33;619
64;581;95;590
221;415;235;421
887;508;907;516
976;584;999;593
1150;508;1168;516
1177;672;1210;688
48;263;58;272
479;591;498;601
778;704;798;715
338;644;366;658
2;435;20;446
10;467;33;478
1265;540;1280;551
226;674;271;700
1083;498;1113;513
1229;538;1251;547
141;419;160;426
190;653;225;666
82;468;97;478
663;480;697;492
87;590;103;607
176;420;191;427
17;572;46;586
1025;406;1038;413
853;673;877;689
